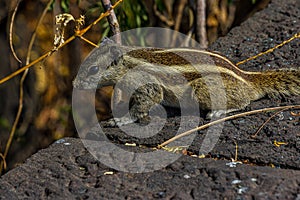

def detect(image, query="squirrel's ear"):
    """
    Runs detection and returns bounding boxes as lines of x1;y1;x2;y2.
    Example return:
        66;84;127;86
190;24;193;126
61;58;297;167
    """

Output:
101;37;115;46
109;45;122;58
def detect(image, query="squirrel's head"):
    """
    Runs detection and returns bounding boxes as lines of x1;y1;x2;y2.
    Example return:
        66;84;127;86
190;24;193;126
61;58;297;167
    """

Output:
73;38;130;89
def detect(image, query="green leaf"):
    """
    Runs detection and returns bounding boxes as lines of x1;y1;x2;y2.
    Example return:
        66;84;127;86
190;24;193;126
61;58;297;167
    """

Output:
61;0;70;13
155;0;166;12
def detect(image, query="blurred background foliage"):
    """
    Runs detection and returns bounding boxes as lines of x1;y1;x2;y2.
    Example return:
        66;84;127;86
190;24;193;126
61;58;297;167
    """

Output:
0;0;269;172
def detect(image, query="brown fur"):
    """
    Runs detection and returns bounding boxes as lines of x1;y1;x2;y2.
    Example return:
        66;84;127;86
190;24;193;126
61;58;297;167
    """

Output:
73;42;300;124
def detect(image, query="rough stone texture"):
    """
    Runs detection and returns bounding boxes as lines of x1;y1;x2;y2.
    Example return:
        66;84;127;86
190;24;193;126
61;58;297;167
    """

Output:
1;137;300;199
1;0;300;199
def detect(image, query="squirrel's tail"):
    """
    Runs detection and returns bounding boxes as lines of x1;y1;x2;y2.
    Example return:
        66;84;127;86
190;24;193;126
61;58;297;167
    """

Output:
247;69;300;98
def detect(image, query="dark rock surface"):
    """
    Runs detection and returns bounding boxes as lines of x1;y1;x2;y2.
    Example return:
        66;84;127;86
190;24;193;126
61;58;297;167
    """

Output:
1;0;299;199
1;138;300;199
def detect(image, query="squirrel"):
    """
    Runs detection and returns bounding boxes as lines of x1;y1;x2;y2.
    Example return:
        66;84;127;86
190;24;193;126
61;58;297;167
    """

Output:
73;39;300;125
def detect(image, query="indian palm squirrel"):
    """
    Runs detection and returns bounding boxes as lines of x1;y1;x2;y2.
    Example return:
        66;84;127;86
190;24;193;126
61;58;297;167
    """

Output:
73;39;300;125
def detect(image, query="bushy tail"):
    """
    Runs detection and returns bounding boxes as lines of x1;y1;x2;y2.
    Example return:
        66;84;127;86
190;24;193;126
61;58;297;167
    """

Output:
249;69;300;98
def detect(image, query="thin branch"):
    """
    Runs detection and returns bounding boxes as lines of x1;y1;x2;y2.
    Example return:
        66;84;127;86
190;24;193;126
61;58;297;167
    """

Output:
251;108;290;138
9;0;22;64
0;0;54;174
158;105;300;148
0;0;123;85
233;140;238;162
0;0;22;174
26;0;55;65
153;3;174;26
236;32;300;66
290;111;300;116
196;0;208;48
101;0;121;44
174;0;187;31
78;36;99;47
0;0;124;174
0;154;6;171
171;0;188;46
15;0;57;137
0;50;56;85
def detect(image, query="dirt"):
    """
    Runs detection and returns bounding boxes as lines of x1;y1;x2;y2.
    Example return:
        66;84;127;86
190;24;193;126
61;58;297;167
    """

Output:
0;0;299;199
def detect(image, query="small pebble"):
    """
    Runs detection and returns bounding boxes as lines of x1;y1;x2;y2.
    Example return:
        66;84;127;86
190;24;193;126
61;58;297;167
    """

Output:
226;161;242;168
231;180;242;184
183;174;191;179
251;178;257;182
237;187;248;194
55;139;66;144
155;191;166;198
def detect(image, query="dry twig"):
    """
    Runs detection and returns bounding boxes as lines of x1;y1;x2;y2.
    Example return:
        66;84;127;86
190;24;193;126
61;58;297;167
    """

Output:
251;108;290;138
196;0;208;48
0;0;123;174
101;0;121;44
0;0;123;85
158;105;300;148
236;33;300;66
9;0;22;64
0;0;54;174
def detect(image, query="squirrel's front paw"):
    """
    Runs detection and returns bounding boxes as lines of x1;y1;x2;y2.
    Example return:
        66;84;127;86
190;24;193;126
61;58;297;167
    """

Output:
206;109;239;119
107;116;136;127
206;110;226;119
107;111;149;127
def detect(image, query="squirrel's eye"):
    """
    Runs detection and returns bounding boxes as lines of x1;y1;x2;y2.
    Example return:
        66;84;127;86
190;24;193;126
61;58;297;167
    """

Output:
88;66;99;76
